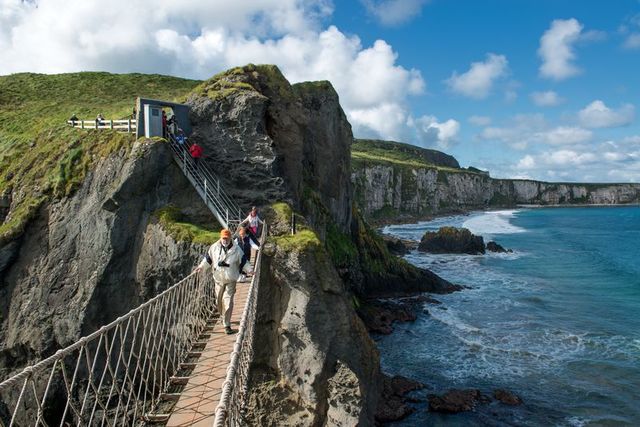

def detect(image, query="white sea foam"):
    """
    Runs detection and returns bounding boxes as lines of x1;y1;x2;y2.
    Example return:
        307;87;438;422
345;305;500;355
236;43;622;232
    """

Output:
462;210;526;239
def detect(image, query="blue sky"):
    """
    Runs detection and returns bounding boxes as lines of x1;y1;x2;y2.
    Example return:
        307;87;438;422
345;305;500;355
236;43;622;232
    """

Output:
2;0;639;182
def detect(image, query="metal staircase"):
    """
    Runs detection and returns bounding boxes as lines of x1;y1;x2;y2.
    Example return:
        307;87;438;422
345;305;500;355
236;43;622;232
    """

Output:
167;135;243;230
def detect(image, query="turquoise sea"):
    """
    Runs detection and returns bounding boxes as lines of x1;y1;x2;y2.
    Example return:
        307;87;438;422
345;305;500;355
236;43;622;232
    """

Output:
378;207;640;426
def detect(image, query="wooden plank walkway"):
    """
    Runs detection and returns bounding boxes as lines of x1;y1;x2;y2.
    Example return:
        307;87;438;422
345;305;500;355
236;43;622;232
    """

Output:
166;279;251;426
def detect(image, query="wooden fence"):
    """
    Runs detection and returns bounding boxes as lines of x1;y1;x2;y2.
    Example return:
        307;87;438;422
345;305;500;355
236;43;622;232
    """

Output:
67;119;137;133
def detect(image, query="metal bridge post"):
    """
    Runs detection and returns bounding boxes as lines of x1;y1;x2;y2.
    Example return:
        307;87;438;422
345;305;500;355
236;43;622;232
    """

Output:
204;179;207;203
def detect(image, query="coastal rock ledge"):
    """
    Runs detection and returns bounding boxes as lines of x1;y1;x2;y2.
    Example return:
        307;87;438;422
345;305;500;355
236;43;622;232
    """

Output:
418;227;485;254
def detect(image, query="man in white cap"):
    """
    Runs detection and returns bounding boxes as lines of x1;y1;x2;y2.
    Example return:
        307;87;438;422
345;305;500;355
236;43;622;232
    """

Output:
195;229;243;334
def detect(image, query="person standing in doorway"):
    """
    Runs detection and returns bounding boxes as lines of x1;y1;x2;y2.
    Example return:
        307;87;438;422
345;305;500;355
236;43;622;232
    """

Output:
195;229;243;334
161;110;167;138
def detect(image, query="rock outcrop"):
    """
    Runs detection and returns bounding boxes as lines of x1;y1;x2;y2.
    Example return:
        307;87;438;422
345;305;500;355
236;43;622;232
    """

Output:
185;65;459;424
428;389;490;413
352;151;640;222
486;241;510;253
0;140;211;378
418;227;485;254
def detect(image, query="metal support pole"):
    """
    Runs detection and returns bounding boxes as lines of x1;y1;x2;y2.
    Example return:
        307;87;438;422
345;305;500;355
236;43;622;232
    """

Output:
204;179;207;203
110;120;113;130
128;119;131;133
291;212;296;235
226;209;229;228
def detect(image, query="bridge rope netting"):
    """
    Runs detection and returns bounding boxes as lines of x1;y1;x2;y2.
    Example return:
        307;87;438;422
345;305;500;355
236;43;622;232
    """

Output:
0;271;216;426
1;125;266;426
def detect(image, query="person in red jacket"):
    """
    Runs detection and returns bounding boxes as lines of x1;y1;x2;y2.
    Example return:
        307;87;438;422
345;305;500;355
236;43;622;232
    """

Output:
189;142;203;170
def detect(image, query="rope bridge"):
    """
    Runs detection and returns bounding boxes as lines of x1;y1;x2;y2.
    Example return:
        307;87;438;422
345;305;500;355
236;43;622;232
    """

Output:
0;222;266;426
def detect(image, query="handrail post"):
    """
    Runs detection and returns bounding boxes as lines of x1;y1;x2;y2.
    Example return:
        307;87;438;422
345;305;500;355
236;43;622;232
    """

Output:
127;119;131;133
81;121;84;129
217;179;220;195
226;209;229;227
204;179;207;203
110;120;113;130
183;150;187;173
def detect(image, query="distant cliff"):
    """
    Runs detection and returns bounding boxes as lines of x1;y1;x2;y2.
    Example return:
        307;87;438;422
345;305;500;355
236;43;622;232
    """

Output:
352;141;640;221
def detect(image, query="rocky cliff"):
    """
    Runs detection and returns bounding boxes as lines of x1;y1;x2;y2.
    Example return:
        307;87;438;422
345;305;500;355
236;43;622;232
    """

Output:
185;65;457;425
352;145;640;221
0;140;212;378
1;66;458;425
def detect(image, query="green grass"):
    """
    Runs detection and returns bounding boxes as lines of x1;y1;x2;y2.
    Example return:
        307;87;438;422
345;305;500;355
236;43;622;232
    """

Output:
154;206;221;245
0;71;201;244
351;145;471;174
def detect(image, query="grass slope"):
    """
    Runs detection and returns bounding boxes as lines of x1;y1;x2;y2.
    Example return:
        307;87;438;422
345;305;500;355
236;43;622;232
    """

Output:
351;139;473;174
0;72;201;244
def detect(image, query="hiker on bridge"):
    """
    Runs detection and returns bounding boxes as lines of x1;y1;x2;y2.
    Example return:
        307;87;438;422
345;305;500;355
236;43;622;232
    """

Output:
241;206;264;236
235;226;260;282
195;229;243;334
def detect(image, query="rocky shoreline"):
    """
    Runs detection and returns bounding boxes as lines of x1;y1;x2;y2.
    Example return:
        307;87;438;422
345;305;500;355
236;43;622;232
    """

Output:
367;216;524;423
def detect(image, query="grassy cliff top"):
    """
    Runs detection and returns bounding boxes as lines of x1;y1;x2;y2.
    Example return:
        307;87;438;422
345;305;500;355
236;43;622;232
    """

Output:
352;139;475;174
0;71;201;244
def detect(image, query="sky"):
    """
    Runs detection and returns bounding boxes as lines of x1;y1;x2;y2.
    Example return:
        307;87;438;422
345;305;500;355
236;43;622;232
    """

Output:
1;0;639;182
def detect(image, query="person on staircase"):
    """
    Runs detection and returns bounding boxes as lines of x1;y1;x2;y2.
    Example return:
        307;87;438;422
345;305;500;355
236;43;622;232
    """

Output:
189;141;203;171
194;229;243;334
235;226;260;282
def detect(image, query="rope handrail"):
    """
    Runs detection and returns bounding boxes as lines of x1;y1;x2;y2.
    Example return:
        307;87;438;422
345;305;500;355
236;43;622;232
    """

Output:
213;222;267;426
0;270;216;426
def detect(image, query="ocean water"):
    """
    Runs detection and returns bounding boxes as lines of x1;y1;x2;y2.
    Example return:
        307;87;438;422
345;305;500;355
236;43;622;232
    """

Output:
378;207;640;426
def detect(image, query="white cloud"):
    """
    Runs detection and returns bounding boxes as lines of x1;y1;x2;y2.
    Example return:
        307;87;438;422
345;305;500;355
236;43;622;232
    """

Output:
469;115;491;126
445;53;509;99
539;126;593;145
578;100;635;128
530;90;564;107
623;33;640;49
517;155;536;169
412;115;460;149
538;18;583;80
0;0;430;143
361;0;429;26
479;114;592;149
511;136;640;183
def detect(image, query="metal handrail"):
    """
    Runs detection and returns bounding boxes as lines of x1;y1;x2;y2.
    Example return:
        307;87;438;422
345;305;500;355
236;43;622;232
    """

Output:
167;135;243;229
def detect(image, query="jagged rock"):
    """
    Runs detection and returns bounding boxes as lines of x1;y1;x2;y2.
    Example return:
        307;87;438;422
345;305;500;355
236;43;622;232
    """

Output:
418;227;485;254
486;241;511;253
428;389;489;413
375;374;424;423
382;235;410;255
0;140;211;379
493;389;523;405
358;296;441;334
247;210;380;425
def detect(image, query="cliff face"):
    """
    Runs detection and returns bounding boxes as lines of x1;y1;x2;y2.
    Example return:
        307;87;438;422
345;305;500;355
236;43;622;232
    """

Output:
0;140;210;377
187;65;383;425
353;163;640;220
